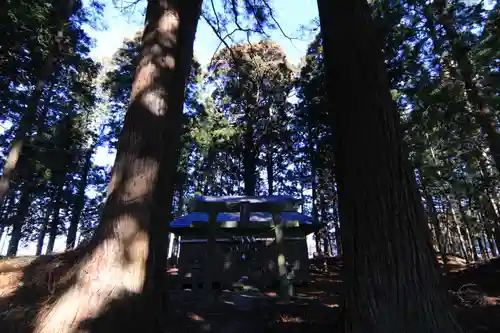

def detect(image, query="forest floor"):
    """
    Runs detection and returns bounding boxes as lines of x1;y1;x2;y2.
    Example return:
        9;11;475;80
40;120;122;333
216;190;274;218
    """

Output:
0;255;498;332
165;256;500;333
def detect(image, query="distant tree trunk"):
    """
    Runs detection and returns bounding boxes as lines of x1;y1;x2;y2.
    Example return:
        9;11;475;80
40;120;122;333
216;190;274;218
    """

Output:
243;118;257;196
266;147;274;195
46;186;63;254
480;193;500;246
323;232;331;256
36;203;52;255
202;149;216;195
66;146;94;250
485;226;498;257
310;153;318;224
478;233;489;260
331;185;343;256
15;1;203;332
176;184;186;217
445;196;468;261
420;177;448;265
317;1;461;332
0;192;15;225
0;0;76;202
314;231;322;255
457;201;477;261
333;219;342;257
7;184;34;256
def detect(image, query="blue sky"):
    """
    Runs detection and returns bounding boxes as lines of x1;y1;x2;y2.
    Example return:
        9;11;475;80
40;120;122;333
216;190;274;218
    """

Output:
87;0;319;168
85;0;319;67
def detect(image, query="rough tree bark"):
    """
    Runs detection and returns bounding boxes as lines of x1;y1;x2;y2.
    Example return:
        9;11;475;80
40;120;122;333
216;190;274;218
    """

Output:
317;0;461;332
0;1;202;332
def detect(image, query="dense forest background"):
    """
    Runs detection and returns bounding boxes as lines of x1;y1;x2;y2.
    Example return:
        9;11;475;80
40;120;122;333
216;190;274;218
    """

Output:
1;0;500;332
0;0;499;266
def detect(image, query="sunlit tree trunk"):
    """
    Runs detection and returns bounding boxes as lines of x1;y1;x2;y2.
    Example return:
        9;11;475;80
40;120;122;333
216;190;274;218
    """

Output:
10;1;204;332
317;0;461;332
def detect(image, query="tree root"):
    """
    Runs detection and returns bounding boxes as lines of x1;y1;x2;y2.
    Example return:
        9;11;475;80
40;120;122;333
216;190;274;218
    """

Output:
0;250;85;332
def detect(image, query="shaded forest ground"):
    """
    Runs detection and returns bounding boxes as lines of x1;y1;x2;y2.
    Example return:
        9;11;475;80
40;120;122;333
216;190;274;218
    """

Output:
0;255;498;332
162;256;500;333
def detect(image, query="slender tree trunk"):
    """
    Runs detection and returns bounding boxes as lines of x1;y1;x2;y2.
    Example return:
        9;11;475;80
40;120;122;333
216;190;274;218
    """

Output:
46;186;63;254
446;196;468;261
0;0;75;202
317;0;461;332
457;201;477;261
478;234;488;260
420;176;448;267
7;185;33;256
202;149;216;195
66;147;94;250
266;147;274;195
481;193;500;246
243;118;257;196
485;226;498;257
10;1;203;332
310;146;318;224
36;203;52;255
0;192;15;226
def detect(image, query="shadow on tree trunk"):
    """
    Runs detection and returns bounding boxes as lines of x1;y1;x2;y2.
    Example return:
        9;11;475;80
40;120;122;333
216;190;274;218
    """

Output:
0;75;193;332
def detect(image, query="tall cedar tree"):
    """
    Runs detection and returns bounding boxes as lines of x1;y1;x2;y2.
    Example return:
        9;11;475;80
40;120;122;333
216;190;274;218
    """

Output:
0;0;202;332
316;0;462;332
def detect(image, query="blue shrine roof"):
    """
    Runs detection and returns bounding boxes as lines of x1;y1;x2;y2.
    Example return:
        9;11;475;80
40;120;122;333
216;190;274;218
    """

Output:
191;195;302;205
170;211;313;228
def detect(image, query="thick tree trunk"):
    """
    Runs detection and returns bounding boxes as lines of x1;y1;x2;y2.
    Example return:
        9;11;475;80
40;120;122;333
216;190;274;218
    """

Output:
0;0;75;202
0;1;202;332
317;0;461;332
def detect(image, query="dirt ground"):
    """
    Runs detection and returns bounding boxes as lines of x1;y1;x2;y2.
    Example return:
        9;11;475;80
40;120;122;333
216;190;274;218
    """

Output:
0;255;498;332
165;256;500;333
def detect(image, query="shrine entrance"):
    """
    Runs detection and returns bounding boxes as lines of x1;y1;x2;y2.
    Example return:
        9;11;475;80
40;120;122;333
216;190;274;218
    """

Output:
169;195;320;301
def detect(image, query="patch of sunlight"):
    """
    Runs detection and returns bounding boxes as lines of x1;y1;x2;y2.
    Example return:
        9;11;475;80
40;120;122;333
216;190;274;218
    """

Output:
323;303;340;308
187;312;205;322
279;315;305;323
